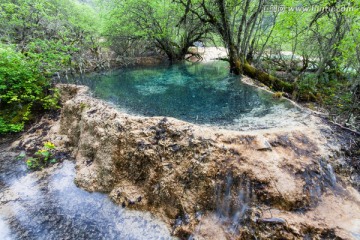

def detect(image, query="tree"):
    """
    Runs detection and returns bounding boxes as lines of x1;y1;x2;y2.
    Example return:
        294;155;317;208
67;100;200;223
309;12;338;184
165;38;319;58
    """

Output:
177;0;294;93
100;0;210;62
0;0;100;74
0;0;100;133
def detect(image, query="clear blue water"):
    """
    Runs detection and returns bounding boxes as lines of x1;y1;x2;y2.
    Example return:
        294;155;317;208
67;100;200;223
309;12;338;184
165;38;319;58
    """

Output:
67;61;297;129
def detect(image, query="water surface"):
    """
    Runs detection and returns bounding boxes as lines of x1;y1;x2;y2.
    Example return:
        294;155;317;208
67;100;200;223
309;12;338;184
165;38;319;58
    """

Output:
67;62;304;130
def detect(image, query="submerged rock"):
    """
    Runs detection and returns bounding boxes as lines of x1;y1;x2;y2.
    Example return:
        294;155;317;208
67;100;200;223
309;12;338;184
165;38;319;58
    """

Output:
12;84;360;239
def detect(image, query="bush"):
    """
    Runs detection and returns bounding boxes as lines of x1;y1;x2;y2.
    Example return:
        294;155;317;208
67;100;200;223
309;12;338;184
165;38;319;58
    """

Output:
17;142;57;170
0;118;23;134
0;44;59;134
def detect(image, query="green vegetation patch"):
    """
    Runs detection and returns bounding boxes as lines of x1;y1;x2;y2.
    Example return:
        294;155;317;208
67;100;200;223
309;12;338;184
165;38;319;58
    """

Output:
0;45;59;134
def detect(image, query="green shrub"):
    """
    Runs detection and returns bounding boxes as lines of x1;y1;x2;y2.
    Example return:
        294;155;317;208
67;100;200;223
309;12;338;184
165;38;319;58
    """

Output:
0;118;23;134
0;44;59;134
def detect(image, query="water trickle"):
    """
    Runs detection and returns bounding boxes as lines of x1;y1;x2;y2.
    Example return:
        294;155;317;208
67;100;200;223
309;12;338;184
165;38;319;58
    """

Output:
303;159;339;207
324;163;337;187
318;160;338;189
214;173;254;234
188;173;256;240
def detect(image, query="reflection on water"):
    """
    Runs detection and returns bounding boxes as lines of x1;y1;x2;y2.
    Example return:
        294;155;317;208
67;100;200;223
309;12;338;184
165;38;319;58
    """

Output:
64;62;302;130
0;161;174;240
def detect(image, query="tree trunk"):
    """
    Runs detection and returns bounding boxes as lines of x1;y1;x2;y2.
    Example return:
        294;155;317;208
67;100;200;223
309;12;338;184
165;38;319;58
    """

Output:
228;45;241;74
228;53;294;94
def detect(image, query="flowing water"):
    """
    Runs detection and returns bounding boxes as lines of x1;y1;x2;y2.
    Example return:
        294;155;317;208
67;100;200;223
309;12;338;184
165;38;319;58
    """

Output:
215;174;252;234
65;61;306;130
0;153;175;240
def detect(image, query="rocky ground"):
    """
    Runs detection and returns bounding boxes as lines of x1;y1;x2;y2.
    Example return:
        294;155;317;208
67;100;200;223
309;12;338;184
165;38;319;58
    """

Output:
1;84;359;240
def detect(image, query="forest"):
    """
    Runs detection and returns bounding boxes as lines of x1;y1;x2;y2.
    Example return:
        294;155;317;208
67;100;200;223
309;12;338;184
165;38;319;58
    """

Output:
0;0;359;134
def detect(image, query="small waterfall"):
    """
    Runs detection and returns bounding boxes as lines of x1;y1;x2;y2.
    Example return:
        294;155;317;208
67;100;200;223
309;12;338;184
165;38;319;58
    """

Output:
215;173;254;234
318;160;337;188
188;173;255;240
216;174;233;219
324;163;337;187
303;159;339;206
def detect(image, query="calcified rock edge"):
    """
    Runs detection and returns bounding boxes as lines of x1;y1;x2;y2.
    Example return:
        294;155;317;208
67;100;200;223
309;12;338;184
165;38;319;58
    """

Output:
23;84;360;239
